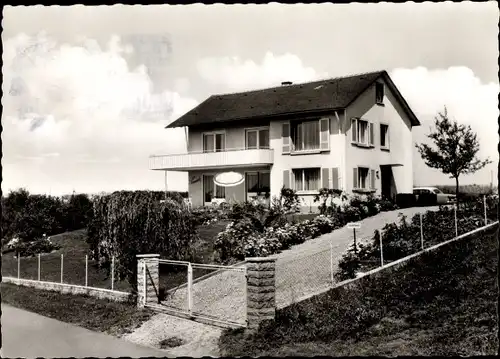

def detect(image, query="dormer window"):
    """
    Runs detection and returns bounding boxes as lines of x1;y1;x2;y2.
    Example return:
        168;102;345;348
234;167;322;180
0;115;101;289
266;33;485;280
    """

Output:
376;82;384;105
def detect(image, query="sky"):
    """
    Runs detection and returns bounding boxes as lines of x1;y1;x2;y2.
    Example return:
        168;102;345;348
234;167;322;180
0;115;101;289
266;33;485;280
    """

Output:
2;3;499;196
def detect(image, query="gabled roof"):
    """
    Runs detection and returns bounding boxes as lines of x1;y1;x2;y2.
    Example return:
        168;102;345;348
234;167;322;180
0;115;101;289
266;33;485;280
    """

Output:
167;70;420;128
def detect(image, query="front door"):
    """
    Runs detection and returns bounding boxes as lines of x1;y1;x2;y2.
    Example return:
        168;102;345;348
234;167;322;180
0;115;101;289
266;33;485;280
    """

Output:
203;175;225;205
380;165;393;201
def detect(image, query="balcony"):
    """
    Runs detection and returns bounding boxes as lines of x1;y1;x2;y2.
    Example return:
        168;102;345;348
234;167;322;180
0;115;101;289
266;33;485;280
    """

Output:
149;148;274;171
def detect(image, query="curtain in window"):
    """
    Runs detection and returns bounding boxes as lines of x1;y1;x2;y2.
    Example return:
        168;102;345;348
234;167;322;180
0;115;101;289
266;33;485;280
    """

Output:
203;175;214;202
215;185;225;198
246;173;259;192
215;133;225;152
296;121;319;150
304;169;320;190
258;129;270;149
294;170;304;191
358;121;367;144
259;172;270;192
247;131;258;149
203;134;214;153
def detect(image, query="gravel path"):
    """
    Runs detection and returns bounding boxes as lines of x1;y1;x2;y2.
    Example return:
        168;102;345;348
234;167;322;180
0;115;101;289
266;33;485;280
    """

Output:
125;206;439;353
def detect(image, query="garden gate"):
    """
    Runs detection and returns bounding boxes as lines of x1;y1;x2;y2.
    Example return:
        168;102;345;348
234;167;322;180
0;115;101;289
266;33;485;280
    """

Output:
141;258;248;328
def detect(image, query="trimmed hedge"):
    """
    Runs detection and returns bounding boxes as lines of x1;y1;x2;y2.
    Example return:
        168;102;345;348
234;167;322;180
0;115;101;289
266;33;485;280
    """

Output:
86;191;198;290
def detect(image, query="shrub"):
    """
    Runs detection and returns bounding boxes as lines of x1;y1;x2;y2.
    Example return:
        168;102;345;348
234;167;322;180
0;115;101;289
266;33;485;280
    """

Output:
313;188;345;216
86;191;198;290
6;236;61;257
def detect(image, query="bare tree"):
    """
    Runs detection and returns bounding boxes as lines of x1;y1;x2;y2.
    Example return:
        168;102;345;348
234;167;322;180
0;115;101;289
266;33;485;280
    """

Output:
415;106;492;203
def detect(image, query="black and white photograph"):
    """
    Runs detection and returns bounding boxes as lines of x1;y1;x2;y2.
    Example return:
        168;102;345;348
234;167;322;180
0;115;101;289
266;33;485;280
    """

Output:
1;2;499;358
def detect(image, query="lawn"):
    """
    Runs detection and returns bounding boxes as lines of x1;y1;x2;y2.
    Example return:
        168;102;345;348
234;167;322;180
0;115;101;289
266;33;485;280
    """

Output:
1;283;154;338
219;224;499;356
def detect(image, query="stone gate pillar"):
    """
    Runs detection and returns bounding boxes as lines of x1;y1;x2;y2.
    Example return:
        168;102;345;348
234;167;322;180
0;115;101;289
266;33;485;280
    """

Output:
136;254;160;308
245;257;277;330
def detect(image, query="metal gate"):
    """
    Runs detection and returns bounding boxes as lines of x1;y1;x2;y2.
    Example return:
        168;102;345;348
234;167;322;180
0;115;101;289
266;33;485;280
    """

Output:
145;259;247;328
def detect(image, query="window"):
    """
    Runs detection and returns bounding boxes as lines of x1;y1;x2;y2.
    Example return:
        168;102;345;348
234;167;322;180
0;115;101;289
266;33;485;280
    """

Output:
351;118;374;147
203;175;225;203
353;167;376;191
292;120;320;151
246;172;270;193
246;128;269;149
358;167;369;189
293;168;321;191
380;124;389;149
203;133;225;153
433;189;442;194
376;82;384;104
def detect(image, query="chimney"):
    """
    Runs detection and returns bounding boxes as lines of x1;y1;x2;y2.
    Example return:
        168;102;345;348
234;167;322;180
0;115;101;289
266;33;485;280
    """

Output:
281;81;293;86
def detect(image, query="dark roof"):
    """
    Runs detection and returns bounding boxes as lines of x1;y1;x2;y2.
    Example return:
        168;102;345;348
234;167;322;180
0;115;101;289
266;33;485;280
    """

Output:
167;70;420;128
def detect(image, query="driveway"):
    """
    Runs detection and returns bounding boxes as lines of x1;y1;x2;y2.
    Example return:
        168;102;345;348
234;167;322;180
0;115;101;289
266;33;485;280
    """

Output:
1;304;170;358
275;206;441;308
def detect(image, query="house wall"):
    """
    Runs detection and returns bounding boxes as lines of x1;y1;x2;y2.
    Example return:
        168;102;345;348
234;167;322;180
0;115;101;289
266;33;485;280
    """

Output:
345;79;414;195
188;125;264;152
188;166;271;207
270;113;345;212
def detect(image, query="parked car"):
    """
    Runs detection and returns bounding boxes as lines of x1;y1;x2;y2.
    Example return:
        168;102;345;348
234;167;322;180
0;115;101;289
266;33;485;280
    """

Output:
413;187;456;205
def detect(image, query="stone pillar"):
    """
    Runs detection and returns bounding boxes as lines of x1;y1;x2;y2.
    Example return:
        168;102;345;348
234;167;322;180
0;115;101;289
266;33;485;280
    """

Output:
245;257;277;331
136;254;160;308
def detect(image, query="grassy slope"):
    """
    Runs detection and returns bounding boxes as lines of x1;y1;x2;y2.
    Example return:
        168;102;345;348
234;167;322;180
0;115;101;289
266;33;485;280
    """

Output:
219;225;499;357
1;229;131;291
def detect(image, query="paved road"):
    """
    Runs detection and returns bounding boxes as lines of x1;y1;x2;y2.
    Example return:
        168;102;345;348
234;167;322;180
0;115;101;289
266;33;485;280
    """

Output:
1;304;170;358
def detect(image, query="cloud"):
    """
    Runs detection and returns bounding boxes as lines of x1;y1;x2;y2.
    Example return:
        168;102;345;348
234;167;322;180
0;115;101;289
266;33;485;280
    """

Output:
390;66;499;185
2;32;196;195
196;51;329;91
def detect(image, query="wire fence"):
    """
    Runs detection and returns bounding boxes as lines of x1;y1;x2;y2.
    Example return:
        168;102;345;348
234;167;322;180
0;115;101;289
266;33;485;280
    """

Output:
276;196;498;309
1;252;125;292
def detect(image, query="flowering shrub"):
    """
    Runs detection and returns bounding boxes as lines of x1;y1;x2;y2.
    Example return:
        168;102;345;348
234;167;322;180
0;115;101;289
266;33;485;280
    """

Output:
335;205;494;280
4;235;61;257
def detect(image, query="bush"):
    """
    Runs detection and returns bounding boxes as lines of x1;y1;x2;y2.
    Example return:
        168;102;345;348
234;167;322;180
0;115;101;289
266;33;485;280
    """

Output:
86;191;198;290
5;236;61;257
396;193;416;208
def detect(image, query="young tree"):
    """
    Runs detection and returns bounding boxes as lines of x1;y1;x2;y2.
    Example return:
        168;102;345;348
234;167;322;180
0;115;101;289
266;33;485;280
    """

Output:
415;106;492;203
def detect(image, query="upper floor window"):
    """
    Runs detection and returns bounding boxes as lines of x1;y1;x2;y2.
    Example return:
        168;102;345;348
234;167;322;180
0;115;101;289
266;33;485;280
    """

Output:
203;132;225;153
246;128;269;149
293;168;321;191
282;118;329;154
351;118;374;147
292;120;320;151
380;124;389;149
376;82;384;105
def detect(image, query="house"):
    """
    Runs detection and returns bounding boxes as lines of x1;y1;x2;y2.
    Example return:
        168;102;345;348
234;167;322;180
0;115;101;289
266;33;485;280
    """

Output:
149;70;421;210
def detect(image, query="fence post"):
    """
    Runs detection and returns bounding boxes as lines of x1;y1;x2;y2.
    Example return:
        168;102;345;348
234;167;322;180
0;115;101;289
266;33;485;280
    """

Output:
484;195;488;225
420;212;424;250
61;254;64;284
454;204;458;237
85;255;88;287
17;255;20;279
379;231;384;267
38;253;41;281
245;257;277;331
111;256;115;291
330;241;334;286
187;263;193;315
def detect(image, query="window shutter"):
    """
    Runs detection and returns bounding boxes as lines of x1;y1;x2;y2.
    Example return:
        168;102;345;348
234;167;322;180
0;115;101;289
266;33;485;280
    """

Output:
283;170;290;189
369;122;374;146
322;168;329;189
353;168;358;189
319;118;330;151
282;122;291;154
370;169;376;189
331;167;339;190
351;118;358;143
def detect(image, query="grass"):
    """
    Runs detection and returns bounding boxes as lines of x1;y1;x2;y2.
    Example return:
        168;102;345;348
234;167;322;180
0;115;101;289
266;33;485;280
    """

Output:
219;224;499;357
1;229;132;292
1;283;154;337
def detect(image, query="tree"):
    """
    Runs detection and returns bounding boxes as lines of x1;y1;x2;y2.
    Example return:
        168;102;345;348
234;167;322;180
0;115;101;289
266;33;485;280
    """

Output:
415;106;492;204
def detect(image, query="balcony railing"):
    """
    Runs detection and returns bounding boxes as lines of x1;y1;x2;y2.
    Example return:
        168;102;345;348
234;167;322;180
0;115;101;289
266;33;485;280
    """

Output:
149;147;274;171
